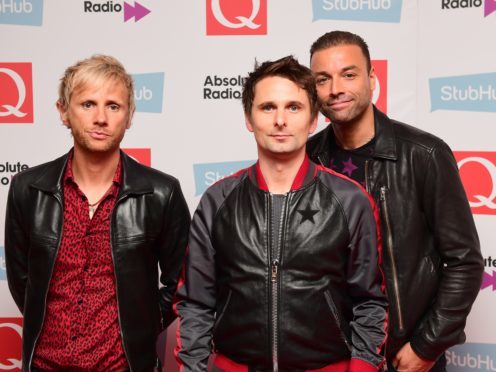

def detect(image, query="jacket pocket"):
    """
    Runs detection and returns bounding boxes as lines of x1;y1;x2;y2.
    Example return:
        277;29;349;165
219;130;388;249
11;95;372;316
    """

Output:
324;290;352;352
213;289;232;335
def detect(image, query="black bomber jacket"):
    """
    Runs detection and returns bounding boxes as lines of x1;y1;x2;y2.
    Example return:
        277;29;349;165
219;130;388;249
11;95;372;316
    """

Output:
176;157;387;371
5;150;190;371
306;106;484;361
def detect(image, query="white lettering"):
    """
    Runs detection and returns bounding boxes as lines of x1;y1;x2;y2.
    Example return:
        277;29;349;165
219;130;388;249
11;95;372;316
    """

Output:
321;0;391;11
211;0;261;29
0;0;33;14
135;86;153;101
440;85;496;102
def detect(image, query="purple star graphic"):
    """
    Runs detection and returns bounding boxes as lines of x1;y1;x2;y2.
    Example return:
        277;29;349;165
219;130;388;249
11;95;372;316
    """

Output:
341;157;358;177
329;158;339;170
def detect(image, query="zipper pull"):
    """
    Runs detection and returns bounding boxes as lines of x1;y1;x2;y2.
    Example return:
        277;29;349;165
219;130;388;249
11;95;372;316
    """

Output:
380;186;386;201
271;260;279;282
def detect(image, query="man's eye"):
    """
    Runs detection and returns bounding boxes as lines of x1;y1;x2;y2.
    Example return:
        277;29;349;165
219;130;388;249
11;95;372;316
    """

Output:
82;101;93;109
316;77;329;85
262;105;274;112
344;73;356;79
108;104;120;111
288;105;299;112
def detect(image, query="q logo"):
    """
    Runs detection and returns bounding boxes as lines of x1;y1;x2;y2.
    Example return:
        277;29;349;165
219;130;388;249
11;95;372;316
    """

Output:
0;318;23;371
0;63;34;124
206;0;267;35
454;151;496;215
371;60;388;115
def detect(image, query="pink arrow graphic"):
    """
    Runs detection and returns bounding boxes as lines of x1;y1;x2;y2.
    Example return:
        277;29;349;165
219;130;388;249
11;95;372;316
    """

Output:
485;0;496;17
481;270;496;291
124;1;151;22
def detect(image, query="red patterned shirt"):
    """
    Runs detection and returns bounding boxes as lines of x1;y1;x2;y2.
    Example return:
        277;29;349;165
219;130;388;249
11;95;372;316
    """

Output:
33;154;128;370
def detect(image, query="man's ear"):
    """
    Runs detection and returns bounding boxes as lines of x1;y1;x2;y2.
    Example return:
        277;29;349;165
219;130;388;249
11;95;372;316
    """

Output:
56;100;70;127
245;113;254;133
369;67;377;93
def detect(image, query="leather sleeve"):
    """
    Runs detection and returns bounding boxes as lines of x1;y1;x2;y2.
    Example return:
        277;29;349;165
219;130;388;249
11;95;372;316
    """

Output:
157;179;191;329
174;182;227;372
345;189;388;369
4;175;29;313
410;140;484;360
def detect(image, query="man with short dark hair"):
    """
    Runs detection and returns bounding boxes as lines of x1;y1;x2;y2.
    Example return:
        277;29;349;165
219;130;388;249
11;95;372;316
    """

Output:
175;55;387;372
307;31;484;372
5;55;190;371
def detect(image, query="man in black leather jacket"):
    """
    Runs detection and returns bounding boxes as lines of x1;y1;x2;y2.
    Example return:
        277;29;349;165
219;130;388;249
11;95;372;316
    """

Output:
175;56;387;372
5;55;190;371
306;31;484;372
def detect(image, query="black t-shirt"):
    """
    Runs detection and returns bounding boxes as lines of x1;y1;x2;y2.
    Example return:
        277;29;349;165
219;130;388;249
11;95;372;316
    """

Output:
328;138;375;188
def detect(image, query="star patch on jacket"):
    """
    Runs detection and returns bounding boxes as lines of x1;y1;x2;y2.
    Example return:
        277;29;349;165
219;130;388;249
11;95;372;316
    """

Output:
297;205;319;223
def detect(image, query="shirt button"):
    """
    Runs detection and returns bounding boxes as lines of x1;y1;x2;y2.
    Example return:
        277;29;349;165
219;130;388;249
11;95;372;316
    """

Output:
77;299;83;305
71;336;77;341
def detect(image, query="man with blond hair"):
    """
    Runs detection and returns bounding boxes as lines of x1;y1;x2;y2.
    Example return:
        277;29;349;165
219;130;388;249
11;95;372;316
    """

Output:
5;55;190;371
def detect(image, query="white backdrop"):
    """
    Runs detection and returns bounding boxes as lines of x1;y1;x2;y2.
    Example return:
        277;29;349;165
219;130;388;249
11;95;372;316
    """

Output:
1;1;495;370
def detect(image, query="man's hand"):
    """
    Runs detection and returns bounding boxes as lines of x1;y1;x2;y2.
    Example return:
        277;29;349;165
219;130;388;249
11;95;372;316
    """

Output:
392;342;435;372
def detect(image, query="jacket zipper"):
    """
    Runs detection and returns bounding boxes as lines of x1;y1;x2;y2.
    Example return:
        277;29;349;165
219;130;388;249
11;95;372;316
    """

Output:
317;155;326;168
28;193;65;371
269;193;289;372
380;186;404;332
364;160;370;193
109;194;133;371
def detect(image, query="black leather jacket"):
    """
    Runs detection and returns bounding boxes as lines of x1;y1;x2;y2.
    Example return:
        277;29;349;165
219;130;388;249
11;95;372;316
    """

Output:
5;151;190;371
176;159;387;371
307;106;484;361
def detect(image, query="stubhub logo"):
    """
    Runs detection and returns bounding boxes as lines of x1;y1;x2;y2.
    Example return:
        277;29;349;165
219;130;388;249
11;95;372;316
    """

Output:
194;160;254;195
0;0;43;26
132;73;164;113
312;0;403;23
447;343;496;371
429;72;496;112
0;246;6;281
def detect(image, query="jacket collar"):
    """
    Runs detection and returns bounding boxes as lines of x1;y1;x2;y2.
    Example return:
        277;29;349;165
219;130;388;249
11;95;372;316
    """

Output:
30;149;154;197
248;154;317;192
310;105;397;161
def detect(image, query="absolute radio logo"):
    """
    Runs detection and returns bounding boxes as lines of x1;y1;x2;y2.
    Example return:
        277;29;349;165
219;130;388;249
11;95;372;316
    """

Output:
429;72;496;112
83;1;151;22
483;256;496;291
454;151;496;215
0;0;43;26
122;148;151;166
132;73;164;113
0;318;23;371
193;160;254;195
203;74;246;100
312;0;403;23
0;161;29;187
441;0;496;17
447;343;496;370
0;63;34;124
206;0;267;35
